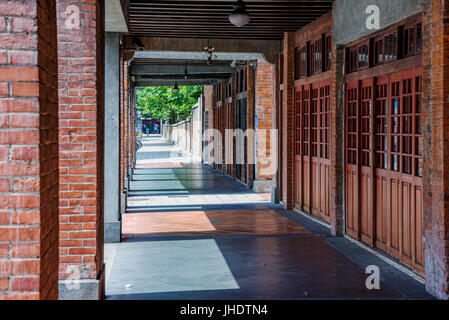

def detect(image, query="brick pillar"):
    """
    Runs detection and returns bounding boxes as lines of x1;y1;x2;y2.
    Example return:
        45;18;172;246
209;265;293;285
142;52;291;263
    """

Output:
273;54;281;203
221;79;226;173
247;62;255;187
211;85;218;167
281;32;295;209
231;72;237;177
129;83;136;172
329;44;345;236
254;56;275;192
121;56;129;215
57;0;105;300
422;0;449;300
0;0;59;300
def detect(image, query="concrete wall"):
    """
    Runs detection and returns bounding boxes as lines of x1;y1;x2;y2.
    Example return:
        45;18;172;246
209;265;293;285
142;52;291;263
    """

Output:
104;33;121;243
162;102;202;162
334;0;426;45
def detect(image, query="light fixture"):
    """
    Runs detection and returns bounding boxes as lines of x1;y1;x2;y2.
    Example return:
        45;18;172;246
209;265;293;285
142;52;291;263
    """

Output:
204;41;215;65
173;82;179;93
229;0;251;27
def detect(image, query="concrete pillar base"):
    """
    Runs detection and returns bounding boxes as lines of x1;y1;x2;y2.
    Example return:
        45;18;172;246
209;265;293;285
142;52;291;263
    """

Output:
253;180;275;193
271;186;280;204
105;221;121;243
58;265;105;300
120;192;126;214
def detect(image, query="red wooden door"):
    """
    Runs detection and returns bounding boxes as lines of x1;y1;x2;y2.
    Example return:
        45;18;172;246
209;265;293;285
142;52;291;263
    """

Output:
360;79;375;245
344;68;424;274
294;80;330;223
294;88;303;208
345;81;360;239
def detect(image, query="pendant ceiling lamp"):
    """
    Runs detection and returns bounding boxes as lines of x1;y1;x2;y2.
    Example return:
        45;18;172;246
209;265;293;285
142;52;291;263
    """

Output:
229;0;251;27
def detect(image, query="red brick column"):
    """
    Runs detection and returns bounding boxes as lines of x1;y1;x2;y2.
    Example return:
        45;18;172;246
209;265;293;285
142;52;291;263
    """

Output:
231;73;237;177
273;54;281;202
247;62;255;186
57;0;104;299
0;0;59;300
124;61;129;181
255;57;275;185
281;32;295;209
128;83;135;171
422;0;449;300
329;44;345;236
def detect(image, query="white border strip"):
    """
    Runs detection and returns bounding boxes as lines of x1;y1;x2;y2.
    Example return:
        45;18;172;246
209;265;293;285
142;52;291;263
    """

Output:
292;208;425;284
293;208;331;229
344;235;425;284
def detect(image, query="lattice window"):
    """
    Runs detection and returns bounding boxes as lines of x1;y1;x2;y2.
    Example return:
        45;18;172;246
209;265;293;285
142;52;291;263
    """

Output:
346;87;358;165
302;90;310;156
384;32;398;63
358;44;369;69
311;88;319;157
319;85;330;159
295;91;302;155
361;86;371;167
375;83;388;169
324;35;332;72
391;80;401;172
414;75;423;177
416;23;422;53
310;39;322;75
295;46;308;79
374;38;384;66
347;42;369;73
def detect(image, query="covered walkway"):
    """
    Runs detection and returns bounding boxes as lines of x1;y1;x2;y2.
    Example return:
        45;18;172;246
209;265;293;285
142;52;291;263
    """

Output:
105;136;431;300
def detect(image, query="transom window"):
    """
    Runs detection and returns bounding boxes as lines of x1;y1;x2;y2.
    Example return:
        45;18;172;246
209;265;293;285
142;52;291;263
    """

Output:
294;33;331;80
346;17;421;73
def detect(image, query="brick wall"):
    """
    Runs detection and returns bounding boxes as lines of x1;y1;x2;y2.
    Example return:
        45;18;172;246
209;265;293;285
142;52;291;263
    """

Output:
281;33;295;209
246;62;255;186
329;43;344;236
422;0;449;300
57;0;104;292
203;85;214;164
0;0;59;300
255;57;275;181
124;61;129;181
119;47;130;197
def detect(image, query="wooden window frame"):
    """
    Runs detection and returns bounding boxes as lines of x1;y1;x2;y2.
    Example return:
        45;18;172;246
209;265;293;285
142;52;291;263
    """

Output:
324;35;332;72
346;16;421;74
347;41;369;73
310;37;322;75
279;54;284;84
403;21;423;57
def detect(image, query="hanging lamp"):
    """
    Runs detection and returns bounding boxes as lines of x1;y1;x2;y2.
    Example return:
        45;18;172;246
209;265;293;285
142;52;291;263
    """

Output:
229;0;251;27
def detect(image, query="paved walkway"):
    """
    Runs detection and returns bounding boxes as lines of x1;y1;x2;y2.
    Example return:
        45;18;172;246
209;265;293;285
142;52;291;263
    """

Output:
105;135;432;300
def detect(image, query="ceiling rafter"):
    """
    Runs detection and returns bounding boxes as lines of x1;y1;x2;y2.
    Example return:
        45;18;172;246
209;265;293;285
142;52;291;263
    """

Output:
127;0;333;40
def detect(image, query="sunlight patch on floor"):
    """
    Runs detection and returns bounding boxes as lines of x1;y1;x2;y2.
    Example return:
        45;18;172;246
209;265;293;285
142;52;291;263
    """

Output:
106;239;240;295
127;193;271;207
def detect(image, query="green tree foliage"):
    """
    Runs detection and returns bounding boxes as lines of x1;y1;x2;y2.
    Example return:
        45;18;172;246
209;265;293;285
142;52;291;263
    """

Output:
136;86;203;123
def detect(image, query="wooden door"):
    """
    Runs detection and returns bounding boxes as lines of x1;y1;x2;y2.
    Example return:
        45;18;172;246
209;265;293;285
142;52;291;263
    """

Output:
294;81;330;223
344;68;424;274
294;88;303;208
345;81;360;239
